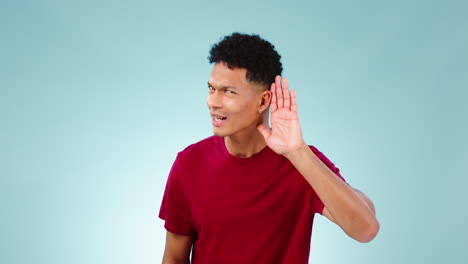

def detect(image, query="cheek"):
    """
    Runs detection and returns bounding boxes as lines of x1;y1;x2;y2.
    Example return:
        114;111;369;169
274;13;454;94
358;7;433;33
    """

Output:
231;101;258;122
225;95;260;121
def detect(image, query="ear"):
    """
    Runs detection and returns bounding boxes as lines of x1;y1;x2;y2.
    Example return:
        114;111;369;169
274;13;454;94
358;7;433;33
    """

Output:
258;90;272;113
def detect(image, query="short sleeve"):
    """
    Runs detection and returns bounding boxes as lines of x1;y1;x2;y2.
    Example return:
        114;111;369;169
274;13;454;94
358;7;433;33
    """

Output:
309;146;347;215
159;154;195;236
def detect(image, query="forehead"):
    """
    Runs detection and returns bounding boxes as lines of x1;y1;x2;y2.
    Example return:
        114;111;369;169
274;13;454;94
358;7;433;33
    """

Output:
209;62;249;87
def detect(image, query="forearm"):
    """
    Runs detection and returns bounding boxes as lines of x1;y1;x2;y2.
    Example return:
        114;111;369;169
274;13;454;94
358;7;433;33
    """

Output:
286;145;379;242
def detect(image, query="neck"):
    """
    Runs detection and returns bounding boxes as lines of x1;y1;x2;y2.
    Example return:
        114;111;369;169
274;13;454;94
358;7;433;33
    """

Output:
224;129;267;158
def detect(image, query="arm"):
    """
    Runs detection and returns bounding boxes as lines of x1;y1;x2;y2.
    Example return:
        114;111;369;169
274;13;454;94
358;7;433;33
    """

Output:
162;231;193;264
286;145;379;243
323;188;376;223
257;76;379;243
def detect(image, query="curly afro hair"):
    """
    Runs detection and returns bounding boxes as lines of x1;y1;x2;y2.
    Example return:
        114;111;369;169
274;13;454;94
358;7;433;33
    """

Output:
208;32;283;88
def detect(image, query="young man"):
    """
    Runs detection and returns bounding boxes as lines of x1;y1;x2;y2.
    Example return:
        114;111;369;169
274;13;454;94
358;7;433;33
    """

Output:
159;33;379;264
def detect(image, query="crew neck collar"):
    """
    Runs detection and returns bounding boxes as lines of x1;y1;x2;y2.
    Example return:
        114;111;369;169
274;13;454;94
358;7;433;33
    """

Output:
217;136;275;161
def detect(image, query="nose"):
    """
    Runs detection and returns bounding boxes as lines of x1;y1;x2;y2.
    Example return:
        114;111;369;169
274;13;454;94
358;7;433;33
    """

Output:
207;90;223;109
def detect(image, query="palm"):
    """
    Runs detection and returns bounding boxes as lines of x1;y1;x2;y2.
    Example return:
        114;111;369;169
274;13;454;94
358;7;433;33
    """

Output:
257;76;305;156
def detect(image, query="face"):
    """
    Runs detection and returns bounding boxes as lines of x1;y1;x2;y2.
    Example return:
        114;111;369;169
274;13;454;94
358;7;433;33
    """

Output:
207;62;270;138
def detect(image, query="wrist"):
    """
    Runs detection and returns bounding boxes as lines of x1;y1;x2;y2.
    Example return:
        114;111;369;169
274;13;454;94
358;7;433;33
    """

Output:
284;143;310;162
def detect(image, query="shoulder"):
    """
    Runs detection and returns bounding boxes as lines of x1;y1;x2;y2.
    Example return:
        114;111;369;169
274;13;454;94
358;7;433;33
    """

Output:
173;135;221;173
308;145;331;162
308;145;341;175
177;135;219;160
309;145;326;158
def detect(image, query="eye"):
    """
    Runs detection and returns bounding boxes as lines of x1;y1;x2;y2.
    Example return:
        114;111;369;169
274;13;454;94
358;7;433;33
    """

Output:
208;86;215;92
226;90;236;94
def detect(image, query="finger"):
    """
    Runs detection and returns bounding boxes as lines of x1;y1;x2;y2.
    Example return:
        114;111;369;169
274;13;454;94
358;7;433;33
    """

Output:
282;77;290;110
270;82;277;112
275;75;283;109
257;124;271;140
291;89;298;112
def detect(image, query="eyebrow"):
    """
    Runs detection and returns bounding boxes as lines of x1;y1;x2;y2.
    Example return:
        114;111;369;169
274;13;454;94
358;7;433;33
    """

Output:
207;81;238;90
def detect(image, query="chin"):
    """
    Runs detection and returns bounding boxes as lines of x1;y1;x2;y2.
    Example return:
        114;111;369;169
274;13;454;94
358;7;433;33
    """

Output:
212;127;231;137
212;130;226;137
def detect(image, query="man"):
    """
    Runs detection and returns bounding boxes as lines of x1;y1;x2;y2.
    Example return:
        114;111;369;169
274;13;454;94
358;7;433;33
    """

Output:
159;33;379;264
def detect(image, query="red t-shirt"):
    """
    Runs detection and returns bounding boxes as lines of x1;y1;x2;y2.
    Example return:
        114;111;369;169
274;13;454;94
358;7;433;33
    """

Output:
159;136;346;264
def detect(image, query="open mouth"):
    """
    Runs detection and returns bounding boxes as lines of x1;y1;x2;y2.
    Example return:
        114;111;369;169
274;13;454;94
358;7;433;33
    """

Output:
214;116;227;121
211;114;227;126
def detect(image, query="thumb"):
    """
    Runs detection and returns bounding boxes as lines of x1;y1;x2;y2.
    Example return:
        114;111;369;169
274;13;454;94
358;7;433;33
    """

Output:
257;124;271;140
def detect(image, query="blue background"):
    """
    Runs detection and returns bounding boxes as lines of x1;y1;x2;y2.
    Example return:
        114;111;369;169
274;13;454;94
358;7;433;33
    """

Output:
2;0;467;263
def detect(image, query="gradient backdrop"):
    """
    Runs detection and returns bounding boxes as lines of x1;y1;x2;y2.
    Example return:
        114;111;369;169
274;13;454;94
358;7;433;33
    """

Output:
2;0;467;263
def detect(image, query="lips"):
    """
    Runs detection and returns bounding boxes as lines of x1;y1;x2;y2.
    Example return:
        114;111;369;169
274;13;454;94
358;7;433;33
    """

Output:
211;114;227;127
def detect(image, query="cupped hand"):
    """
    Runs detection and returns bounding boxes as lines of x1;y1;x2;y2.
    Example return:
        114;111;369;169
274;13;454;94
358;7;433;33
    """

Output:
257;76;306;156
